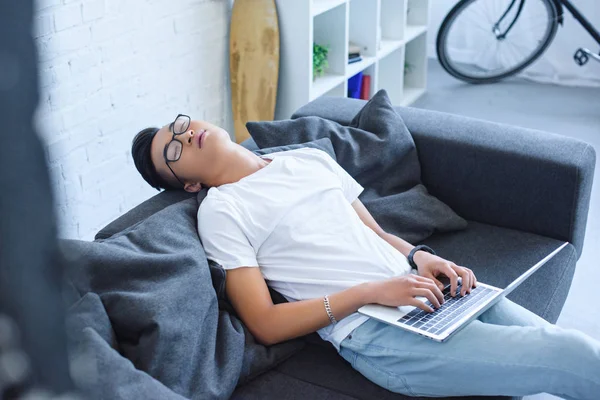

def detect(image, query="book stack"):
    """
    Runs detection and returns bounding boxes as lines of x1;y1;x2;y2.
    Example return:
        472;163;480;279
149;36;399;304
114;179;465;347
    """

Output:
347;72;371;100
348;41;362;64
347;41;371;100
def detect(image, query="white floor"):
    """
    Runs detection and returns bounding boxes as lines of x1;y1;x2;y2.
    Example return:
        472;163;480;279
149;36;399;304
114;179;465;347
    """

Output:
412;59;600;400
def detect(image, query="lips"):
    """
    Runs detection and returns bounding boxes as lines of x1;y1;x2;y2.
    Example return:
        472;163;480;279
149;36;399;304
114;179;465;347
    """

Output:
195;130;206;148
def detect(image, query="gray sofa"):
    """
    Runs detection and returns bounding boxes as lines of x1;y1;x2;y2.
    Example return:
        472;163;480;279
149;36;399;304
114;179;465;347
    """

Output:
97;96;595;400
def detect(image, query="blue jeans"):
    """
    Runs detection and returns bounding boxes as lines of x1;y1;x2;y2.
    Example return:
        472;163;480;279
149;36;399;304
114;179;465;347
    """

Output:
339;298;600;399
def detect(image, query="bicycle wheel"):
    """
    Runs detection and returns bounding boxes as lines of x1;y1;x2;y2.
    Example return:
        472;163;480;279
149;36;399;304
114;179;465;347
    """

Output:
437;0;559;83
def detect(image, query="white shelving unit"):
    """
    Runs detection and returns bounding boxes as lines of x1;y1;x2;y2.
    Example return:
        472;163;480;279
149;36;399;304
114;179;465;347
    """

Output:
274;0;431;120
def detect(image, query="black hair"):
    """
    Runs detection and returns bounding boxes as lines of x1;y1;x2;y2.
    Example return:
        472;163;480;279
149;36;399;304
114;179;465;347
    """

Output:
131;127;179;191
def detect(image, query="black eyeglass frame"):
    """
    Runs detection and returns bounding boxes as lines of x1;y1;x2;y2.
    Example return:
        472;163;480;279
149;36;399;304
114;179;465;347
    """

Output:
163;113;191;188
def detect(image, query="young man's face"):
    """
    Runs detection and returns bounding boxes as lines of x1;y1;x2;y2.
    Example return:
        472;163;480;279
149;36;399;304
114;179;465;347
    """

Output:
150;117;232;192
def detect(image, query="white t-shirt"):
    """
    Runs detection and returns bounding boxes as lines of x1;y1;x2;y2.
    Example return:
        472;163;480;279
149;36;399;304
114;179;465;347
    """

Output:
197;147;412;350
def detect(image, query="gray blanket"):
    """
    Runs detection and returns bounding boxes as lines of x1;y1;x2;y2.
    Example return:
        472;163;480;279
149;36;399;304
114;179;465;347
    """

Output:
63;198;303;399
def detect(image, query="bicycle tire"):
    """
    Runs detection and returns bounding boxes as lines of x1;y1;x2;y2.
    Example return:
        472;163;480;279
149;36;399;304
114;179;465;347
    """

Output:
436;0;559;84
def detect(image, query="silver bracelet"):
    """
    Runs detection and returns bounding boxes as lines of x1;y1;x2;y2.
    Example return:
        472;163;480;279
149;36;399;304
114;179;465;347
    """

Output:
323;295;337;324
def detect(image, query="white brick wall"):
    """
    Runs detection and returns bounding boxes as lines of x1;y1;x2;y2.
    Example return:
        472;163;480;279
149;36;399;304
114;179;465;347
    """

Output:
34;0;234;240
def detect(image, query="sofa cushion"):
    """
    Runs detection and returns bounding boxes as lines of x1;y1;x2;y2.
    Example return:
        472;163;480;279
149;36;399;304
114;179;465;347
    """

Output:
234;343;519;400
231;368;357;400
246;89;468;244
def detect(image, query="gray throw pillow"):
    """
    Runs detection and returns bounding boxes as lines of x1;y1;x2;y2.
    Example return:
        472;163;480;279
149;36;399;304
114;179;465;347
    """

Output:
246;89;468;244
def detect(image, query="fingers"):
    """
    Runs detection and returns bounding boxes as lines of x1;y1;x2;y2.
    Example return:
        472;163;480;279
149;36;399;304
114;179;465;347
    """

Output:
442;266;460;297
463;267;476;291
433;277;445;292
424;280;444;306
456;266;471;296
412;274;433;282
470;268;478;288
450;265;477;296
408;298;434;313
418;273;444;291
413;288;441;310
412;275;444;305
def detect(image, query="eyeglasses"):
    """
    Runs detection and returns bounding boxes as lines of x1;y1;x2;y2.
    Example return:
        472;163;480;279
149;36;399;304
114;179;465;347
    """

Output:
163;113;191;187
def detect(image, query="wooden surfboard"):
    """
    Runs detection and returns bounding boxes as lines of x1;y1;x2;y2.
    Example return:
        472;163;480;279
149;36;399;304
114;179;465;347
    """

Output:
229;0;280;143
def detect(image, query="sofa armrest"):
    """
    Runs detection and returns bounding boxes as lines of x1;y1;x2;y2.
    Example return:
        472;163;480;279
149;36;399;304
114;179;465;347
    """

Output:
292;97;596;259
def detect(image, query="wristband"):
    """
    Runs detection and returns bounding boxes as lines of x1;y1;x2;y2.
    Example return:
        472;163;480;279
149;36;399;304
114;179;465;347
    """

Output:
407;245;436;269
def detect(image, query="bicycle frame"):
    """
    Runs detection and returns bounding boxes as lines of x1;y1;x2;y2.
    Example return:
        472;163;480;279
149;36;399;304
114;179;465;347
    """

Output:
560;0;600;45
494;0;524;39
497;0;600;46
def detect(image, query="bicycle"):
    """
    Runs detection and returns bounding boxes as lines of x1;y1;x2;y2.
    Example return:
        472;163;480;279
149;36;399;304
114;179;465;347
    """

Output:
436;0;600;83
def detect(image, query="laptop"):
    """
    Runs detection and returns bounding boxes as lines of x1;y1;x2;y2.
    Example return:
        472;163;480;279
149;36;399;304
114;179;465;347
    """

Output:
358;242;569;342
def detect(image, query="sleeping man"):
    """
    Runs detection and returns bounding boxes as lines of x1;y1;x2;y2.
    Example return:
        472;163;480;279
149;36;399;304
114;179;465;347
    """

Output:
131;113;600;399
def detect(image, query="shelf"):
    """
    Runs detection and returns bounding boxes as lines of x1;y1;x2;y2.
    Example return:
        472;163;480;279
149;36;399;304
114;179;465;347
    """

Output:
401;87;425;106
407;0;430;26
377;39;404;60
314;2;347;76
349;0;378;58
381;0;405;41
404;33;427;101
323;81;346;98
274;0;429;119
311;73;346;100
405;25;427;44
346;55;376;78
312;0;347;17
377;46;404;105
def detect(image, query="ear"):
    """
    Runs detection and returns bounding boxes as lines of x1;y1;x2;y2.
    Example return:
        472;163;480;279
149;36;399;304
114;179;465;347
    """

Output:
183;182;203;193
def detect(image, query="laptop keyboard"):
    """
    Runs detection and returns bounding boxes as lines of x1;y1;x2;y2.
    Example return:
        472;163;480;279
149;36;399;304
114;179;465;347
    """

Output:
397;284;495;335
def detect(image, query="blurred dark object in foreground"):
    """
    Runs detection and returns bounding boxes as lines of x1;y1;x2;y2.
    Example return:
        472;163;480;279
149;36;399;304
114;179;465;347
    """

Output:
0;1;74;397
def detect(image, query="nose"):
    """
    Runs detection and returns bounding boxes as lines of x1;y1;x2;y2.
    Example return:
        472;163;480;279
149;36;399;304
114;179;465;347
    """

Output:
186;129;195;145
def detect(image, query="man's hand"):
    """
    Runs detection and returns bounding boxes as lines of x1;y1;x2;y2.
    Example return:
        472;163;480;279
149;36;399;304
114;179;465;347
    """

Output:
413;252;477;297
368;275;444;313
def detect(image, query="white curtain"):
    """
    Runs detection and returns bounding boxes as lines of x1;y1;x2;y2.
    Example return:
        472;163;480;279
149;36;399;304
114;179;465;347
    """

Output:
428;0;600;87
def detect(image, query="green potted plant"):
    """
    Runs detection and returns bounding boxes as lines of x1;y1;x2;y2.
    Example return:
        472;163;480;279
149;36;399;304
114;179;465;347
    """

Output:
313;43;329;80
